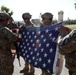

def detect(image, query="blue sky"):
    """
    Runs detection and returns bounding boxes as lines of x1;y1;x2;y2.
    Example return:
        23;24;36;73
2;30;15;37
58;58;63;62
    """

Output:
0;0;76;21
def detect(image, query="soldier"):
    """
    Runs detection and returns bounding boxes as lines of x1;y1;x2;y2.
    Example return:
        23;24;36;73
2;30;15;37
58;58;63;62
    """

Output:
7;16;19;62
56;26;71;75
40;12;54;75
40;12;71;75
59;29;76;75
20;12;35;75
7;16;18;29
0;12;18;75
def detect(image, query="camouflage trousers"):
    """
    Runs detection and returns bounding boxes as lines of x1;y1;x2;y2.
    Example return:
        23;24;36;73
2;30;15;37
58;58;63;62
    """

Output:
0;50;14;75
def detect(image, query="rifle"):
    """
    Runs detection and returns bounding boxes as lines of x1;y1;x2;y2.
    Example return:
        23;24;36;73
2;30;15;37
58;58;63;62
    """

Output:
13;42;21;66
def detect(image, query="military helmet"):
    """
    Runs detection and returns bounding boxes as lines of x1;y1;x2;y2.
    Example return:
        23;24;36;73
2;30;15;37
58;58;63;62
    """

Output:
41;12;53;19
0;12;10;21
22;13;32;19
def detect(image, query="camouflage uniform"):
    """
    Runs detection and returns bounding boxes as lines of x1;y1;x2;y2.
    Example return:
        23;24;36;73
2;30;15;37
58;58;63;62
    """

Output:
59;29;76;75
0;12;18;75
40;12;53;75
20;13;35;75
56;26;71;75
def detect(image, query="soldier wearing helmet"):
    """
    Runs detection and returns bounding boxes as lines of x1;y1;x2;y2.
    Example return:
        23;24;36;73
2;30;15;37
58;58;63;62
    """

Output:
21;12;35;30
20;12;35;75
41;12;53;26
40;12;71;75
40;12;54;75
0;12;18;75
22;13;31;19
0;12;10;25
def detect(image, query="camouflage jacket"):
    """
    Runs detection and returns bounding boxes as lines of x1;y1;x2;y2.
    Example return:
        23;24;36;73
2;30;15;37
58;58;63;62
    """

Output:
0;24;18;50
59;29;76;71
20;22;35;30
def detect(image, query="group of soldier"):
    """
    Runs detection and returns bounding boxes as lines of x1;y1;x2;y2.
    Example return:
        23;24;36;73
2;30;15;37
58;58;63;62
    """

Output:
0;11;76;75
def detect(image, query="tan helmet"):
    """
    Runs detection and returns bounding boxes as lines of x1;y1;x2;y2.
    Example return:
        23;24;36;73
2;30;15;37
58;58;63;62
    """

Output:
0;12;10;21
22;13;32;19
41;12;53;19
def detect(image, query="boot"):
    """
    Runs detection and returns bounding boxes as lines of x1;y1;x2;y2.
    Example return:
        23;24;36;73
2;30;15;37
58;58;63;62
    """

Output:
29;64;35;75
41;70;47;75
20;61;29;73
41;70;52;75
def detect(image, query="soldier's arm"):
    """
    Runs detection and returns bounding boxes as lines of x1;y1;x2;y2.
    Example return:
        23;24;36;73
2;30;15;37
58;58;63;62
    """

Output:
1;27;18;42
59;29;76;55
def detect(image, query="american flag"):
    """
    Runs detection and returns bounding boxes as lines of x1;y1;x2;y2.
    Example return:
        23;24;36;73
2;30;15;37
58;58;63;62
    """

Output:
18;23;62;73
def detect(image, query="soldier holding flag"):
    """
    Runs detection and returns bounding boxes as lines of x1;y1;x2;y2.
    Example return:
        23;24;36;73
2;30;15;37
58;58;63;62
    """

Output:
59;29;76;75
40;12;71;75
0;12;18;75
20;12;35;75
